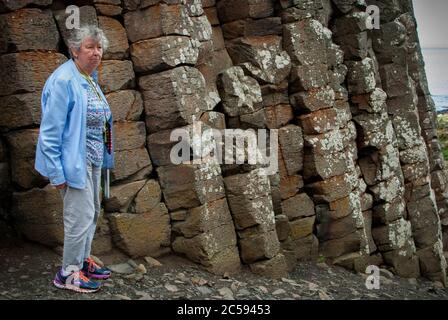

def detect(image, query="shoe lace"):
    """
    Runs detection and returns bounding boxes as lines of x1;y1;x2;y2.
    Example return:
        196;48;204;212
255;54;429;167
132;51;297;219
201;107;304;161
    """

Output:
72;270;90;282
86;257;100;272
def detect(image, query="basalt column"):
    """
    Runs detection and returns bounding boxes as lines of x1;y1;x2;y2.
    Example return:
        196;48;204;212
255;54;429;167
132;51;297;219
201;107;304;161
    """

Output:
331;2;420;277
126;0;241;275
279;0;376;269
369;0;447;285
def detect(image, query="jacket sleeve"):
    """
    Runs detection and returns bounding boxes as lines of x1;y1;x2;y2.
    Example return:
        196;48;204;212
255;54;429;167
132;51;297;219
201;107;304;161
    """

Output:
38;78;72;186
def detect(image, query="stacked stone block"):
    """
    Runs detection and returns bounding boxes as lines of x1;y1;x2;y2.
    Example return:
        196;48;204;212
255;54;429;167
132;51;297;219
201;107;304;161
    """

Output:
369;0;446;284
0;0;446;283
279;0;375;268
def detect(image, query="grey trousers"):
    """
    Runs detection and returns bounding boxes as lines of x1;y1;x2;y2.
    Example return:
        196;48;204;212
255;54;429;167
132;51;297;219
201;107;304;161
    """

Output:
59;162;102;271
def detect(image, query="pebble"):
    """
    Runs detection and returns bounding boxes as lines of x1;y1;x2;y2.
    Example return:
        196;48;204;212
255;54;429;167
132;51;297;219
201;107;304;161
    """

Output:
237;289;250;296
258;286;268;294
165;284;179;292
218;287;234;300
272;289;286;295
144;256;162;268
136;264;147;274
113;294;131;300
197;286;213;295
108;263;134;274
379;268;394;279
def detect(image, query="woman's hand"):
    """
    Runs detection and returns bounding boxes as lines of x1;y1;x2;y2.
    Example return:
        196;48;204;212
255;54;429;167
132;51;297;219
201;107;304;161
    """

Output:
55;182;67;190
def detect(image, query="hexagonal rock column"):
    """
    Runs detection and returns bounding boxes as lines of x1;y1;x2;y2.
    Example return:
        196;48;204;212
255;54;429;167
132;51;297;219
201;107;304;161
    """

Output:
280;6;374;268
124;0;240;274
397;11;448;266
0;5;70;250
332;7;421;277
224;169;288;278
158;158;241;275
369;3;447;284
216;1;302;274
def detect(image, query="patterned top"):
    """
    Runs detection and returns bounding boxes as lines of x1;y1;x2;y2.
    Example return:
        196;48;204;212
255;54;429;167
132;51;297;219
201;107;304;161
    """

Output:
85;82;111;167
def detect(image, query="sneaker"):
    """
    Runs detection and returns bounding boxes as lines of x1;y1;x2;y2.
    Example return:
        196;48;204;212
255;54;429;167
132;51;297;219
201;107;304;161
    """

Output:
82;257;112;280
53;268;101;293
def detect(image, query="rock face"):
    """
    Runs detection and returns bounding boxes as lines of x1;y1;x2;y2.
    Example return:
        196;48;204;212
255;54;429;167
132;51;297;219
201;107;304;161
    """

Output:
1;0;447;283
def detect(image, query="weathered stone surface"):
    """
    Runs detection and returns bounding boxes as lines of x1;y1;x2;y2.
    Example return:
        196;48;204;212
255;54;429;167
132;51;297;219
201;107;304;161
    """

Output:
278;125;303;175
11;185;64;246
275;214;290;241
345;58;376;95
249;253;289;279
200;111;226;129
113;121;146;152
217;66;262;117
54;6;98;47
304;122;356;154
372;197;405;225
134;180;162;213
197;49;232;109
299;107;339;135
104;180;146;213
283;19;329;66
279;175;303;200
317;214;357;242
0;92;41;130
416;241;447;284
5;129;48;189
308;170;359;203
98;60;135;93
157;162;225;211
304;144;355;180
240;230;280;263
95;4;123;16
319;231;361;258
108;203;171;257
112;147;152;182
226;35;291;84
289;64;329;92
124;4;192;43
172;218;240;272
289;215;315;240
222;17;282;39
190;14;213;42
281;193;315;220
327;191;362;220
0;0;52;11
106;90;143;121
288;233;319;262
139;66;208;133
172;198;234;238
98;16;129;60
264;104;294;129
0;8;59;53
130;36;199;73
0;52;67;96
372;218;414;252
217;0;274;23
290;87;335;112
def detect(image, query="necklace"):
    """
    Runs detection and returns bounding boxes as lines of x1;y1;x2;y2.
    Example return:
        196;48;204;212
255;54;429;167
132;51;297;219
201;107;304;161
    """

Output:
75;61;112;154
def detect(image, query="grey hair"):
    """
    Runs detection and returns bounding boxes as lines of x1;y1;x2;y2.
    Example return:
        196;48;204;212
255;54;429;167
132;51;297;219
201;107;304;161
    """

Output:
67;25;109;58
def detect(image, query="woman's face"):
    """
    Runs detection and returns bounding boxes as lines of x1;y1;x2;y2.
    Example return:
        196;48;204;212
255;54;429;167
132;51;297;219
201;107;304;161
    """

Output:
74;37;103;74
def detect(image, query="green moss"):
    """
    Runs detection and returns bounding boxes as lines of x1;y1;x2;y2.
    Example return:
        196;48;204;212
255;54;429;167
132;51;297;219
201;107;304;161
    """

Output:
437;115;448;161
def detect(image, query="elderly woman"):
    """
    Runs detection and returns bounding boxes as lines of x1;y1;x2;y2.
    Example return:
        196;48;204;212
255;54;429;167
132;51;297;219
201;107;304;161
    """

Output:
35;25;114;293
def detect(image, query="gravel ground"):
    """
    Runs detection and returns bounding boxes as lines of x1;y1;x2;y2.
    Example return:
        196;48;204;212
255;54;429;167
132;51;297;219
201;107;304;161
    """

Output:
1;241;447;300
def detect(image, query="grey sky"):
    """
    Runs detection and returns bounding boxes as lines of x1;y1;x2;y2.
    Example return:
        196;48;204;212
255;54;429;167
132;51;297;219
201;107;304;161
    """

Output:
412;0;448;48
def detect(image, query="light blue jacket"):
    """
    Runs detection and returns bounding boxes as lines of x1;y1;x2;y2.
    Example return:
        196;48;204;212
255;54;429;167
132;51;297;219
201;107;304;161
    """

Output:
35;59;114;189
